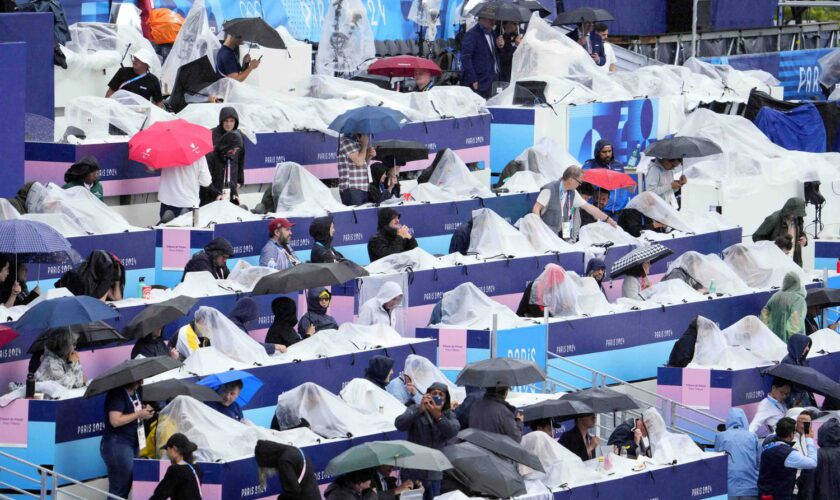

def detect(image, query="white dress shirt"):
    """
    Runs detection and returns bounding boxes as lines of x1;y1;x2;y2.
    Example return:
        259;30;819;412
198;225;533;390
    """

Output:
157;156;213;208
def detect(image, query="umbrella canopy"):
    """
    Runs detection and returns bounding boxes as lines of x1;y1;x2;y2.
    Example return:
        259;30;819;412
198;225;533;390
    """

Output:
28;321;125;354
148;8;185;45
0;326;19;349
128;119;213;169
84;356;181;398
169;56;221;114
328;106;408;135
222;17;286;49
609;243;673;279
457;429;544;472
251;261;369;296
762;363;840;400
644;136;722;159
470;1;532;22
582;169;637;191
142;379;222;403
455;357;546;388
326;440;452;476
372;139;430;165
806;288;840;308
368;56;442;78
122;296;198;340
15;296;120;332
196;370;263;407
0;219;76;264
522;398;594;422
561;387;640;413
552;7;614;25
443;442;526;498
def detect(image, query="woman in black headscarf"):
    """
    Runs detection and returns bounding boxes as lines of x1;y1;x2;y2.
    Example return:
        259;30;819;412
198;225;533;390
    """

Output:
265;297;301;353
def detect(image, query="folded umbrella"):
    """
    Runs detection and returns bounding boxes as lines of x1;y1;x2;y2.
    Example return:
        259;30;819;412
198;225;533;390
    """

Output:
762;363;840;400
582;169;637;191
457;429;544;472
197;370;263;406
168;56;221;114
251;261;369;296
561;386;640;413
84;356;181;398
122;296;198;340
28;321;126;354
470;1;532;22
644;136;722;159
368;56;442;78
0;219;78;264
222;17;286;49
522;398;594;422
372;139;430;166
128;119;213;169
328;106;408;135
806;288;840;308
609;243;672;279
15;296;120;332
443;442;526;498
142;379;222;403
455;357;546;388
552;7;614;25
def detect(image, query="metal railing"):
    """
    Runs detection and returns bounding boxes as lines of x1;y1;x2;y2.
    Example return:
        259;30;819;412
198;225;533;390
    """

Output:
0;451;123;500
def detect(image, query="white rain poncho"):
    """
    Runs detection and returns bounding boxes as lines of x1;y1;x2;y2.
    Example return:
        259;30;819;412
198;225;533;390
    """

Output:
639;279;706;305
501;171;550;193
338;322;411;349
514;137;581;182
518;431;602;488
357;281;404;328
468;208;537;258
625;192;733;235
529;264;614;317
402;354;466;403
154;396;323;462
279;329;359;361
180;346;250;376
408;0;442;40
576;221;640;248
164;200;262;228
269;162;346;217
643;407;705;465
340;377;407;422
275;382;393;438
437;282;527;329
722;315;787;363
808;328;840;356
426;150;493;199
227;260;276;291
25;182;138;235
688;316;769;370
160;0;219;92
365;247;443;274
407;183;464;203
194;306;272;366
666;251;753;296
315;0;375;76
0;199;20;220
65;96;150;140
515;213;577;254
723;241;811;290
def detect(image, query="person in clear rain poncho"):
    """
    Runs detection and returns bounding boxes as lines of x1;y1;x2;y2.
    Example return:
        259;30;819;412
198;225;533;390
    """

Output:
762;271;808;341
357;282;403;329
33;330;86;389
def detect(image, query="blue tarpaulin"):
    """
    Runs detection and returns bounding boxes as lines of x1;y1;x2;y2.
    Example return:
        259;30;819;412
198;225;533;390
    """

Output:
754;103;827;153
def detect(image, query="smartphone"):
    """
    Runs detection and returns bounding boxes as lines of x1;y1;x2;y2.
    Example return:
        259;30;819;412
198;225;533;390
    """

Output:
431;395;443;406
804;421;811;435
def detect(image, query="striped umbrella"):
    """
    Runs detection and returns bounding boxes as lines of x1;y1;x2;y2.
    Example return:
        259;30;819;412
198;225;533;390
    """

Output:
0;219;77;263
609;243;673;279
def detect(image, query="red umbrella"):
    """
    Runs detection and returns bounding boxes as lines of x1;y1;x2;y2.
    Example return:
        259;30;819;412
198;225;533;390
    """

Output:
582;169;637;191
128;119;213;169
368;56;442;78
0;326;19;349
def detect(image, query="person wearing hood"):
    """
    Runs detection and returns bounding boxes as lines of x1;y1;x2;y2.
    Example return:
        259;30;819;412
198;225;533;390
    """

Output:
753;198;808;267
645;158;686;207
395;382;460;500
309;215;345;264
758;417;818;500
358;282;403;330
714;408;761;499
33;330;86;389
762;271;807;341
106;48;163;106
368;162;400;204
62;155;104;200
782;335;817;408
170;314;211;360
385;370;423;407
297;288;339;338
265;297;301;353
585;258;607;296
606;416;652;460
367;208;418;262
182;238;234;281
468;386;523;443
260;218;300;271
254;440;320;500
583;140;624;172
813;417;840;500
454;385;485;430
227;297;280;356
364;355;394;390
211;108;245;197
448;219;473;255
55;250;125;302
667;317;700;368
200;130;242;206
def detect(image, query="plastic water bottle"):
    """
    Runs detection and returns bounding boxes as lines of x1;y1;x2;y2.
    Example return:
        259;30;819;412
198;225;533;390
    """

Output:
137;277;145;299
596;456;605;472
620;446;629;458
25;373;35;399
708;279;717;295
627;146;640;169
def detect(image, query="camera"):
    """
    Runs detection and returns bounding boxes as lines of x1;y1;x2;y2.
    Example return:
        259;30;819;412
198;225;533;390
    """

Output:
431;395;443;406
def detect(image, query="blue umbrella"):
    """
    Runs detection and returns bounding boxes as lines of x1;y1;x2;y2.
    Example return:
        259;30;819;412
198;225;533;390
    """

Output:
0;219;78;264
328;106;408;135
197;370;263;406
14;296;120;332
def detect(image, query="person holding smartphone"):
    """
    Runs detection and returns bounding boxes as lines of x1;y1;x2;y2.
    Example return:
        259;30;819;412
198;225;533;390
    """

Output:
394;383;460;500
758;417;818;499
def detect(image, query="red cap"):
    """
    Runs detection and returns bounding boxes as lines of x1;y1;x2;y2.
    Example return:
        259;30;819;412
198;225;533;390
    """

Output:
269;218;295;232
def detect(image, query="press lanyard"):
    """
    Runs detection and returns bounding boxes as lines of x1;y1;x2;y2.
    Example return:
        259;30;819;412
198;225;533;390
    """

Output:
126;389;146;445
119;72;148;90
185;463;202;498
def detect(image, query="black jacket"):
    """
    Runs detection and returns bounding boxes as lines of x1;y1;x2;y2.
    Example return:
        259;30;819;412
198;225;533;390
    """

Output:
149;463;203;500
812;418;840;500
182;238;233;281
368;162;400;204
131;335;170;359
266;297;301;348
201;120;243;206
607;418;652;459
309;215;345;264
297;288;339;336
516;281;543;318
667;318;699;368
55;250;125;300
254;441;321;500
367;208;417;262
559;427;594;462
395;382;460;481
364;355;394;390
467;391;523;443
227;297;257;332
448;220;473;255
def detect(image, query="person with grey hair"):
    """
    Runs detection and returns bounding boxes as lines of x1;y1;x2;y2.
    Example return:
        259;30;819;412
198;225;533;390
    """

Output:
532;165;617;242
33;330;86;389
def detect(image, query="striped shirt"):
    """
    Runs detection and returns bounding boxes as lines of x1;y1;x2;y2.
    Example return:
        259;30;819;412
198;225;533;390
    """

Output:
337;136;369;191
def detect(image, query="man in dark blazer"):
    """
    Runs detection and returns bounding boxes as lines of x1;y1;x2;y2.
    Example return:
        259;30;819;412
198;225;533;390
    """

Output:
566;21;606;67
460;16;500;98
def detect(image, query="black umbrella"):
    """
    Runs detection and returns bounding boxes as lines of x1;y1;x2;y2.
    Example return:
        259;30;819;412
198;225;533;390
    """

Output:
470;1;532;22
806;288;840;308
762;364;840;400
552;7;614;25
251;261;369;296
27;321;126;354
518;0;543;11
122;296;198;340
455;357;546;388
644;137;722;159
561;387;640;413
84;356;182;398
372;139;429;166
169;56;221;114
457;429;544;472
141;379;222;403
222;17;286;49
522;398;594;422
609;243;673;279
443;442;526;498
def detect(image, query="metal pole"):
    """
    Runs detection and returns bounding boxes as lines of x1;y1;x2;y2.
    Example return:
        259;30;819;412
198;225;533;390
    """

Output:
823;268;829;329
490;313;498;358
691;0;699;58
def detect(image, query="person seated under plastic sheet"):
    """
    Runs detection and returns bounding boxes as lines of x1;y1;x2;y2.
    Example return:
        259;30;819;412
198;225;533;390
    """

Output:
227;297;283;356
666;317;700;368
639;407;703;464
205;380;246;423
579;185;614;228
368;162;401;205
559;413;600;461
517;264;610;318
430;282;527;330
723;241;811;291
62;155;103;200
367;208;418;262
33;330;86;389
662;265;706;292
616;207;668;238
621;261;652;301
55;249;125;302
171;311;211;360
607;416;652;460
448;220;473;255
297;288;339;338
358;282;403;330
